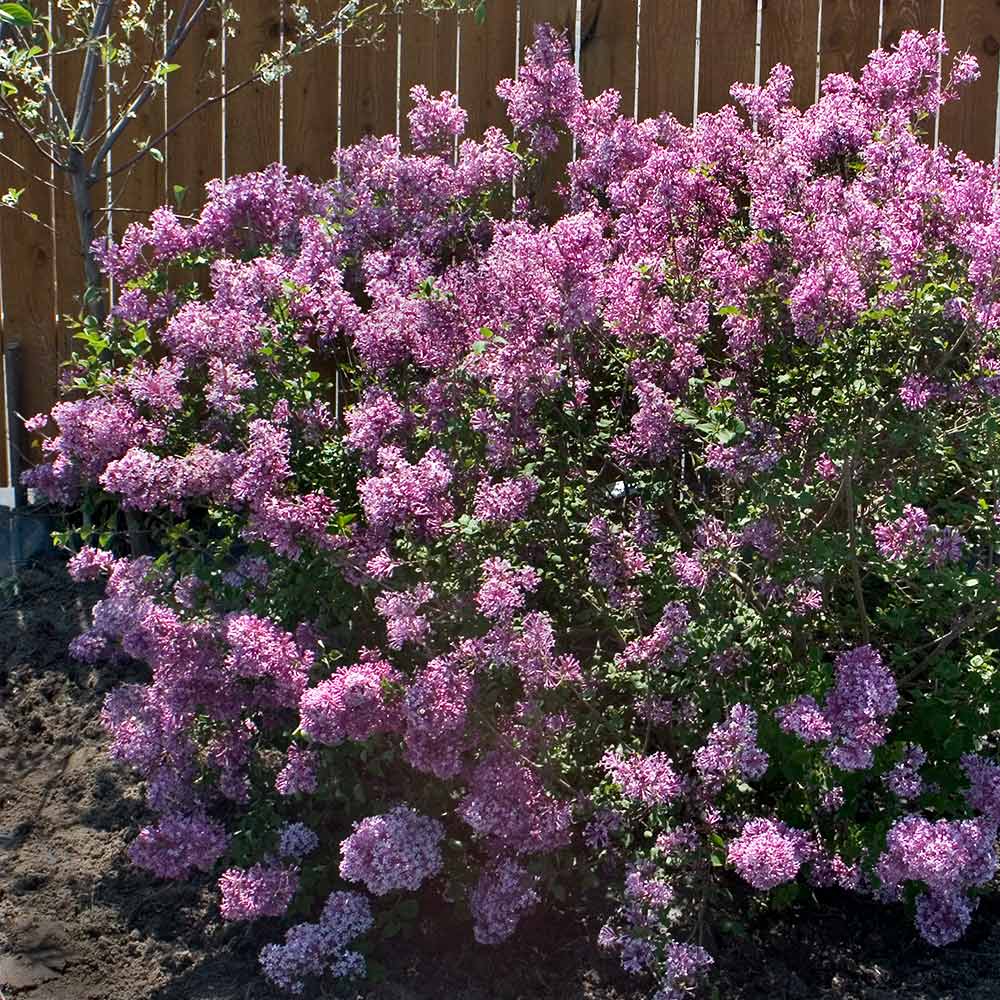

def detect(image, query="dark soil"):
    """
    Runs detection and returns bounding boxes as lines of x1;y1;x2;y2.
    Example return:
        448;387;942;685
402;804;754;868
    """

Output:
2;558;1000;1000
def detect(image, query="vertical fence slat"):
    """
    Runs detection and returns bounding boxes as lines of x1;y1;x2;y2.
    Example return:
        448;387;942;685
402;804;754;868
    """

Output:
760;0;821;108
637;0;697;122
0;138;58;435
226;2;282;176
578;0;638;104
879;0;941;45
339;19;398;147
283;2;340;176
50;10;86;354
399;7;459;151
819;0;880;79
939;3;1000;162
459;0;519;138
697;0;757;115
166;6;224;212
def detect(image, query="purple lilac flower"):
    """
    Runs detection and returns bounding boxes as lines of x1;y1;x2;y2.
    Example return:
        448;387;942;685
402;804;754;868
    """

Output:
496;24;583;153
403;652;476;779
129;812;228;880
279;823;320;860
375;583;435;649
299;650;403;745
884;745;927;801
339;805;445;896
777;645;898;771
694;704;769;788
961;753;1000;821
408;85;467;153
602;749;685;806
475;558;541;623
459;751;573;855
873;505;931;561
259;891;372;994
275;746;318;796
219;862;299;921
728;818;814;890
469;859;540;944
473;476;539;524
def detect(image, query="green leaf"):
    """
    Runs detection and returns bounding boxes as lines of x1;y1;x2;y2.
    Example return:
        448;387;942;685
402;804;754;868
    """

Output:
474;0;487;24
148;146;164;163
0;3;34;26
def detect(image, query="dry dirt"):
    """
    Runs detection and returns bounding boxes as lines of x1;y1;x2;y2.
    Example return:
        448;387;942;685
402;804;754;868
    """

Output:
3;558;1000;1000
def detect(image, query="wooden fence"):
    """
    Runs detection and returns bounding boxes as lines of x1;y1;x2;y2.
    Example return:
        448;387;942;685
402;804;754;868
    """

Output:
3;0;1000;489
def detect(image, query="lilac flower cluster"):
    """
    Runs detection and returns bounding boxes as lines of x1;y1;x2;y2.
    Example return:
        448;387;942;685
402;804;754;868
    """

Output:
459;752;572;855
299;650;403;745
602;750;685;806
693;704;769;789
728;819;814;891
468;859;540;944
259;891;372;994
475;558;540;623
876;815;997;945
339;805;445;895
278;823;320;860
778;645;898;770
128;812;229;880
219;862;299;921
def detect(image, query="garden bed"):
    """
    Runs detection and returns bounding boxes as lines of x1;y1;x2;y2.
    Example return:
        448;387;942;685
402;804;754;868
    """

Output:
1;558;1000;1000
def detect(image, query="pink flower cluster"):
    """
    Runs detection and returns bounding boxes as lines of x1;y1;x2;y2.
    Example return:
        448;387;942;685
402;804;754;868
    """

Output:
877;815;997;945
219;862;299;921
299;650;403;745
259;891;372;994
728;818;814;891
339;805;445;895
777;645;898;770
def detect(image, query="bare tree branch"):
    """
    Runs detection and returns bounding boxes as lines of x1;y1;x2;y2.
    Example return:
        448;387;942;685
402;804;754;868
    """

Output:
71;0;114;142
0;100;68;170
87;0;210;180
94;71;260;184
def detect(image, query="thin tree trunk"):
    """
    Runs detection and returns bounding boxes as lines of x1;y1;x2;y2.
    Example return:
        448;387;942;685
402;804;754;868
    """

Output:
69;158;106;322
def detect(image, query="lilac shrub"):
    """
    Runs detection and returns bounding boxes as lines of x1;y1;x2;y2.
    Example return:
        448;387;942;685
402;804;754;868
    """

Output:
23;23;1000;998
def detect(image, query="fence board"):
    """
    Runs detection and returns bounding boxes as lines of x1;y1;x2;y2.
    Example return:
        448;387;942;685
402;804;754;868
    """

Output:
698;0;757;115
226;1;281;177
880;0;941;47
339;18;397;147
819;0;881;79
166;5;223;211
578;0;637;106
458;0;518;138
761;0;820;107
50;10;86;350
939;2;1000;163
399;7;459;151
0;136;58;438
283;2;340;176
638;0;697;122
